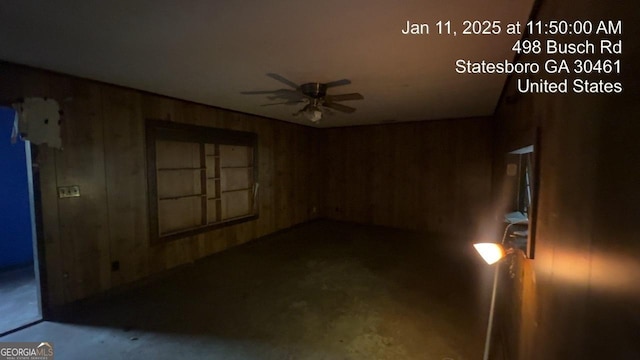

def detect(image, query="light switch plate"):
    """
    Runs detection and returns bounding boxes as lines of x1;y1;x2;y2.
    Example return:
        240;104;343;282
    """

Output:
58;185;81;198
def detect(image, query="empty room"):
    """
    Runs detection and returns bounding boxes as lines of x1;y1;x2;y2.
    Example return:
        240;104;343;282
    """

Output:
0;1;638;359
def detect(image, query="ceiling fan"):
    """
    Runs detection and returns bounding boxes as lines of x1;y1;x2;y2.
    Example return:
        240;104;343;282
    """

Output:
241;73;364;123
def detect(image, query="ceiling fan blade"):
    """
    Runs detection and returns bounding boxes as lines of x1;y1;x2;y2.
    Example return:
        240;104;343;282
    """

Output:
266;73;299;90
324;79;351;88
261;100;305;107
326;93;364;102
269;91;306;101
324;102;357;113
242;89;304;103
240;90;281;95
241;88;298;95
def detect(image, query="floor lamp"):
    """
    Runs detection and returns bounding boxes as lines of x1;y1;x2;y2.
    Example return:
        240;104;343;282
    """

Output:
474;221;527;360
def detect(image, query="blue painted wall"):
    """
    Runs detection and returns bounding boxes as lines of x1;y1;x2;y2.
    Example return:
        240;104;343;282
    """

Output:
0;107;34;269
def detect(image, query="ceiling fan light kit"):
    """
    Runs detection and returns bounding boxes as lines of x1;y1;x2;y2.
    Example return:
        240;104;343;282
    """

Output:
303;105;323;123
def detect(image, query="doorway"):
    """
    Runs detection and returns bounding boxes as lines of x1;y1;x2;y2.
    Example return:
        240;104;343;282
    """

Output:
0;107;42;335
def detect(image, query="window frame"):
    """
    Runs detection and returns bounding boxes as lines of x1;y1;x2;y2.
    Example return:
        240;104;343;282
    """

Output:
516;152;533;216
146;119;258;244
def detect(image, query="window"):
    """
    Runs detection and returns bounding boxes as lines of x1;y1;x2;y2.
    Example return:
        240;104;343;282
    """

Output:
146;120;258;244
507;145;534;218
505;141;538;259
516;151;533;216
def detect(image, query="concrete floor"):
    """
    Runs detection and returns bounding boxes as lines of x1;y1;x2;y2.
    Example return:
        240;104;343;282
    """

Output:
1;221;487;359
0;265;41;334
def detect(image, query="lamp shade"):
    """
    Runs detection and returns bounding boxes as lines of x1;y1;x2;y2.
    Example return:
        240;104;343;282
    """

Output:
473;243;506;265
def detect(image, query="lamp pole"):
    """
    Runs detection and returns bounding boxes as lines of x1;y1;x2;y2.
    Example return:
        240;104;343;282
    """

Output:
483;261;500;360
481;220;525;360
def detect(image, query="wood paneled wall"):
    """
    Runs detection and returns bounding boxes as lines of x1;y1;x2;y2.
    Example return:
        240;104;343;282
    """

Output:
320;118;493;237
0;62;320;306
491;0;640;358
0;62;496;307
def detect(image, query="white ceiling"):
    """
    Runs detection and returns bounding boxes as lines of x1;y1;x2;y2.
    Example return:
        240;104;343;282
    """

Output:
0;0;534;127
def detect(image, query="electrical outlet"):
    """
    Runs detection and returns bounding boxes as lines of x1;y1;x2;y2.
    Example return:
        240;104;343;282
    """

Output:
58;185;81;198
69;185;80;197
